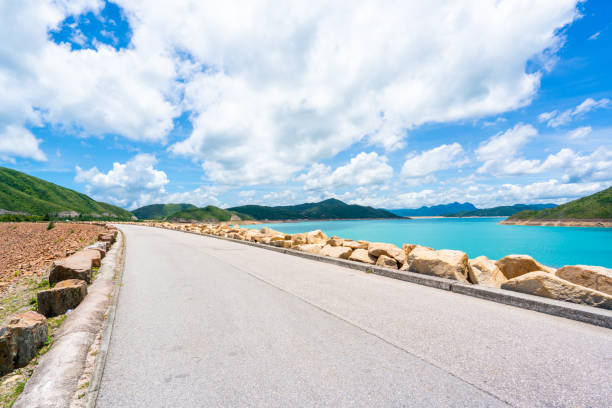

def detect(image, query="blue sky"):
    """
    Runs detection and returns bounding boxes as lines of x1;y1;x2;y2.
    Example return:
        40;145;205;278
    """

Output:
0;0;610;210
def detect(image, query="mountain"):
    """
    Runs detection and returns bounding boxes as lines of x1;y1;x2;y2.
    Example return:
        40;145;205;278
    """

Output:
447;203;556;217
165;206;252;222
228;198;400;220
389;202;477;217
133;203;197;220
0;166;134;220
507;186;612;220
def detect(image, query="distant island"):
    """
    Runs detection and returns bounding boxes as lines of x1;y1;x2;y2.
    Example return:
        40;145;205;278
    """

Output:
445;203;556;217
0;167;134;221
388;202;557;218
389;202;476;217
501;186;612;227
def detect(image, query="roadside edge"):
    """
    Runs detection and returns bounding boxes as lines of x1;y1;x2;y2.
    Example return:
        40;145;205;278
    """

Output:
84;227;126;408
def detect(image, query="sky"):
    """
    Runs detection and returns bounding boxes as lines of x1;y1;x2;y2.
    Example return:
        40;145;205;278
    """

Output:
0;0;611;210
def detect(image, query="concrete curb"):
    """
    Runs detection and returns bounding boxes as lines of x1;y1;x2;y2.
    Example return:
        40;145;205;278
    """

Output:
85;228;126;408
14;230;124;408
154;225;612;329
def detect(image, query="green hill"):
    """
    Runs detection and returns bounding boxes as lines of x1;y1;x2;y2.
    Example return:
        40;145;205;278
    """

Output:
447;203;556;217
228;198;401;220
508;186;612;220
133;203;197;220
0;166;134;220
165;206;252;222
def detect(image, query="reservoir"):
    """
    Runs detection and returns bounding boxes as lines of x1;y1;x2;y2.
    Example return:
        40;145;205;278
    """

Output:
247;217;612;268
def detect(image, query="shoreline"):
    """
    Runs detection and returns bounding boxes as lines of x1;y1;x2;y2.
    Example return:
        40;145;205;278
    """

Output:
500;219;612;228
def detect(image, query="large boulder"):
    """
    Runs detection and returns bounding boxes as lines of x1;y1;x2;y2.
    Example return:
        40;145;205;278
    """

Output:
376;254;398;269
49;250;95;285
37;279;88;317
5;311;48;368
270;239;293;248
295;243;324;255
555;265;612;295
496;255;554;279
306;230;329;244
406;247;470;283
348;248;377;264
86;241;107;258
469;256;507;287
260;227;284;236
342;240;369;250
501;271;612;310
368;242;406;264
81;248;102;268
321;245;352;259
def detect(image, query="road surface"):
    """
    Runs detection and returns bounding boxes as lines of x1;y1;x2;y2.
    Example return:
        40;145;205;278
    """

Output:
97;225;612;407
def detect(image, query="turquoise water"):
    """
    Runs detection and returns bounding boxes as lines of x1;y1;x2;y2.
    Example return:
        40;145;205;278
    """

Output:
246;218;612;268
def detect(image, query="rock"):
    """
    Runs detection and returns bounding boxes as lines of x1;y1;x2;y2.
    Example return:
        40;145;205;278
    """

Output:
290;233;308;245
496;255;554;279
326;237;344;247
555;265;612;295
295;244;324;254
98;233;115;245
81;249;102;268
501;272;612;310
270;239;293;248
342;240;368;250
306;230;328;244
348;248;377;264
406;247;470;283
0;331;15;376
6;311;48;367
469;256;507;287
260;227;284;236
376;254;398;269
402;244;417;256
49;250;95;285
368;242;406;264
321;245;352;259
37;279;88;317
86;241;107;258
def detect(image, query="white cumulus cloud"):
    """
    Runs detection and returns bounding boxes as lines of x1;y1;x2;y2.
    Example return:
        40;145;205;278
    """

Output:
401;143;466;179
75;154;169;209
298;152;393;191
0;125;46;162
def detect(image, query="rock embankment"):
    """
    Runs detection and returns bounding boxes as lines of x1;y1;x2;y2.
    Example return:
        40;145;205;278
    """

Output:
135;222;612;311
500;219;612;228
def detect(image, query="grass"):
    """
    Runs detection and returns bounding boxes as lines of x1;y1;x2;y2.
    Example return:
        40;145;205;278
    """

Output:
46;221;55;230
0;166;134;220
508;186;612;220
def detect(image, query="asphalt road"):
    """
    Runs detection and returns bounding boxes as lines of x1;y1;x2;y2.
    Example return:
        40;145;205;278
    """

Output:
97;225;612;407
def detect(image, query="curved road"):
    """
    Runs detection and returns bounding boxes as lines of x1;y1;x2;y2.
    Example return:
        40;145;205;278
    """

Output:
97;225;612;407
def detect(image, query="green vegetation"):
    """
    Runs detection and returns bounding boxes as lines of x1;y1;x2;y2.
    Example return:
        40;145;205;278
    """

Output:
46;221;55;230
447;203;556;217
508;186;612;220
0;167;134;221
228;198;400;220
132;203;197;220
166;206;252;222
